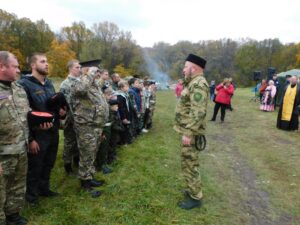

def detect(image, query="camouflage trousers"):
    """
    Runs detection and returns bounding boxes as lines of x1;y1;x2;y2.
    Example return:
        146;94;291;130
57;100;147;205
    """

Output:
63;119;78;164
0;151;27;224
74;123;102;180
181;137;203;200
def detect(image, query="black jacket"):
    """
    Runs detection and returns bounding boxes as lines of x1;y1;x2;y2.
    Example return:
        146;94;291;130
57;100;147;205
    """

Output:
18;75;60;131
117;94;131;121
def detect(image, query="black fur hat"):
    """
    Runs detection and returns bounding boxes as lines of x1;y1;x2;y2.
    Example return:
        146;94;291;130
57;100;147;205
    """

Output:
186;54;206;69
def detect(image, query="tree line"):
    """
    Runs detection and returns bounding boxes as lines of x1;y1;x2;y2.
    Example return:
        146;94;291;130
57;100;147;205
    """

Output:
1;8;300;86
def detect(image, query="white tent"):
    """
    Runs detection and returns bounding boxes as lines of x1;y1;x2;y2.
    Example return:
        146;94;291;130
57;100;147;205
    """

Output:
277;69;300;77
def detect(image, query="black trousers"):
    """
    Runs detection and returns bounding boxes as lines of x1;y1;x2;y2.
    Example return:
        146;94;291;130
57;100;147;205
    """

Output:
211;102;227;121
26;130;59;202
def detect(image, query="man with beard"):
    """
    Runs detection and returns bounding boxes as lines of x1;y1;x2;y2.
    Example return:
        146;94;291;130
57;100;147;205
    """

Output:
18;53;66;204
277;76;300;131
174;54;208;210
0;51;30;225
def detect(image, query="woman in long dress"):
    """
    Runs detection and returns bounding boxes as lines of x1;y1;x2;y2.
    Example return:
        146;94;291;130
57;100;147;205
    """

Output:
260;80;276;112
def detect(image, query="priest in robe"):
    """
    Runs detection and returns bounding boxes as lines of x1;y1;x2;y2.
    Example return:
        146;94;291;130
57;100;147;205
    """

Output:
277;76;300;131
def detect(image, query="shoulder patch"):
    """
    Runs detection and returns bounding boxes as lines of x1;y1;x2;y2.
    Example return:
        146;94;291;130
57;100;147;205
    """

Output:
194;92;202;102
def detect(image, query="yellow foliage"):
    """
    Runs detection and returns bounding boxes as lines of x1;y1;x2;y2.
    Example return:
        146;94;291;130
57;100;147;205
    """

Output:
46;39;76;77
113;64;134;78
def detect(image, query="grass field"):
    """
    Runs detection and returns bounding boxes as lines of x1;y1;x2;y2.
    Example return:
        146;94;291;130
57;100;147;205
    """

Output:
23;88;300;225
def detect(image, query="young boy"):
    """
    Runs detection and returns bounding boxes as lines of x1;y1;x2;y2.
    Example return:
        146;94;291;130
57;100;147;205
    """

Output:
108;98;123;163
115;80;133;144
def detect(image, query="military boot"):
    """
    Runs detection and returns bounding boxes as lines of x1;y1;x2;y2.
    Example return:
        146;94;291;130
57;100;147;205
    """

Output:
64;163;73;175
80;180;102;198
6;213;28;225
89;179;105;187
178;195;202;210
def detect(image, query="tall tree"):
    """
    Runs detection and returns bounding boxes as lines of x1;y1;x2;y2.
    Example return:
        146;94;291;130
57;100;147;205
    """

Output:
60;21;92;59
46;39;76;77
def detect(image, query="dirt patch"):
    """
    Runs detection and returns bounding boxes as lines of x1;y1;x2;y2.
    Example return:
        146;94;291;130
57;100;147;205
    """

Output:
231;146;274;225
213;134;296;225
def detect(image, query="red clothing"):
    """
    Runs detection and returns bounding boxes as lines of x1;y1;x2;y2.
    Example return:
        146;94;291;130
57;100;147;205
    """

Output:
175;83;183;97
215;83;234;105
259;82;267;94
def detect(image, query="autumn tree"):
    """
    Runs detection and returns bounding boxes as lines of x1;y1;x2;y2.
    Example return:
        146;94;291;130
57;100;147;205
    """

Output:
46;39;76;77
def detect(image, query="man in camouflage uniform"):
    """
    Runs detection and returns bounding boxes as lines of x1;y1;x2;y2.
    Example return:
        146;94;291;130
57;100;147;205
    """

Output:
60;60;81;175
111;73;120;91
97;69;110;89
71;66;108;198
0;51;30;224
174;54;208;210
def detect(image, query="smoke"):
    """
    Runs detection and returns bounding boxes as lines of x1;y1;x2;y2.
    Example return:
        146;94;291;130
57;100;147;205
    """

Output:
142;49;170;89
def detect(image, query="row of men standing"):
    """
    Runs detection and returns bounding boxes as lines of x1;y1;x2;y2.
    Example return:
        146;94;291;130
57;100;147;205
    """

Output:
0;51;156;225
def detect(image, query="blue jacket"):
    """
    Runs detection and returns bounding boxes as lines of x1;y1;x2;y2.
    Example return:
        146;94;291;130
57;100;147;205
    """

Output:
128;87;142;113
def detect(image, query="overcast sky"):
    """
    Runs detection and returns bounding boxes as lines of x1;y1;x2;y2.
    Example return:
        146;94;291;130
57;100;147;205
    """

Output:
1;0;299;47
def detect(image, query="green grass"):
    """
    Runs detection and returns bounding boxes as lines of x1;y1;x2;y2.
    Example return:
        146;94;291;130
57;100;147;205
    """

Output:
22;88;300;225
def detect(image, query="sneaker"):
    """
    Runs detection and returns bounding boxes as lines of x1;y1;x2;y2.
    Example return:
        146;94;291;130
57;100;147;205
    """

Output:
141;128;149;133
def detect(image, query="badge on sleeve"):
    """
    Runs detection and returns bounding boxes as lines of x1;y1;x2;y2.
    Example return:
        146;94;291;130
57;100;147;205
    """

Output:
194;92;202;102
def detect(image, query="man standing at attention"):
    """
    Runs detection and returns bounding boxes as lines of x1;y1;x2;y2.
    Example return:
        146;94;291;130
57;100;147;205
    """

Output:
60;60;81;175
0;51;30;224
174;54;208;210
18;53;65;204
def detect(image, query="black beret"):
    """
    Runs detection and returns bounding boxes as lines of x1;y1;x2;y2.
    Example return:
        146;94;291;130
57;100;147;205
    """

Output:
79;59;101;68
108;99;119;106
27;111;54;127
186;54;206;69
47;92;68;110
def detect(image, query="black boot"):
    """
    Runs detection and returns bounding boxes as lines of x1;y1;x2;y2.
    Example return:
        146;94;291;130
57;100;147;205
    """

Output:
64;163;73;174
89;179;105;187
178;195;202;210
6;213;28;225
80;180;101;198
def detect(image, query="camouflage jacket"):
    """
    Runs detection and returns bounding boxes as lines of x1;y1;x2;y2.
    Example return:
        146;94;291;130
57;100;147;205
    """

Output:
0;82;30;154
174;73;209;136
60;75;80;111
71;74;108;126
60;75;79;125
